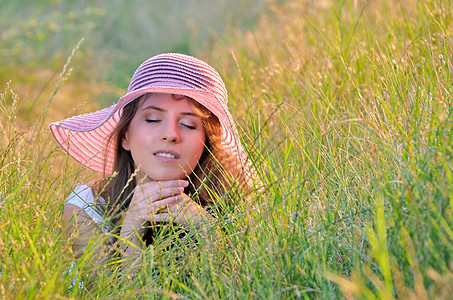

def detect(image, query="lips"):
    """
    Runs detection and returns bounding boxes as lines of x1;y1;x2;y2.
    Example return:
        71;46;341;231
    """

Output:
153;149;180;159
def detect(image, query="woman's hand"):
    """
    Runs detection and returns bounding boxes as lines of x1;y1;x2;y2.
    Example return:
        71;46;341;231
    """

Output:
150;194;220;253
150;193;213;227
119;179;188;259
127;179;189;222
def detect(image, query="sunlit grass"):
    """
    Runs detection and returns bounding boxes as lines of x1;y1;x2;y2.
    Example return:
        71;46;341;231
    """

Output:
1;0;453;298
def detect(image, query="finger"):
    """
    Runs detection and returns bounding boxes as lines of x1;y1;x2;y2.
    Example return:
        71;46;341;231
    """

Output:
164;179;189;188
150;194;183;212
143;180;189;189
158;180;162;199
149;213;170;223
148;187;186;202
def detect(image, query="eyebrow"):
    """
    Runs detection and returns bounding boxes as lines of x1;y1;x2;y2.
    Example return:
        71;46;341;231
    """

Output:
141;105;198;117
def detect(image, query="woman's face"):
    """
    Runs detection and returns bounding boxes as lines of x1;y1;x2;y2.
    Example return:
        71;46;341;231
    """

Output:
122;93;206;181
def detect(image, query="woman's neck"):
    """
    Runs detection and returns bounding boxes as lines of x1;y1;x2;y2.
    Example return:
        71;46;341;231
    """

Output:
135;169;153;184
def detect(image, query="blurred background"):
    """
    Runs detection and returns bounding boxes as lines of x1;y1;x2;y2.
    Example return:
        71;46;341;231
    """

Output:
0;0;268;109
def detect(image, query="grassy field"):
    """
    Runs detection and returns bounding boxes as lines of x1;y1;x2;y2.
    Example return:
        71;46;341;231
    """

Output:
1;0;453;298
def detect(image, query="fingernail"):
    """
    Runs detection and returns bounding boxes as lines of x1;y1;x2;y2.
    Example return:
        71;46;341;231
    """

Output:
182;180;189;187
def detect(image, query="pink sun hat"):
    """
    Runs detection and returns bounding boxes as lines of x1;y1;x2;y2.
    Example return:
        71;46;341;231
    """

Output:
49;53;255;183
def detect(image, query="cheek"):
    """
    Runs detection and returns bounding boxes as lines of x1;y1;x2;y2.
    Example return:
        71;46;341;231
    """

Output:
198;132;207;156
192;133;207;163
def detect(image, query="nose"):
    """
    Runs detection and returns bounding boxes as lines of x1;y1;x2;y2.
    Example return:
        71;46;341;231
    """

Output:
161;122;180;143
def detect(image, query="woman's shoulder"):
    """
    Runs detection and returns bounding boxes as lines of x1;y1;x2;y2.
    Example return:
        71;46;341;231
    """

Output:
65;184;107;227
66;184;94;206
66;184;106;206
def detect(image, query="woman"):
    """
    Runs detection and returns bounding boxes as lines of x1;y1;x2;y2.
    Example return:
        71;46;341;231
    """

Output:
50;53;257;261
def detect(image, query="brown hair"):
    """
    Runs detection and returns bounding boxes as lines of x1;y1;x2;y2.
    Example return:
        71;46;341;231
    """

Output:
95;94;245;225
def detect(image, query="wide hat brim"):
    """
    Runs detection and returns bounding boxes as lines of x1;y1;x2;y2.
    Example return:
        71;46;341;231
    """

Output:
50;86;248;176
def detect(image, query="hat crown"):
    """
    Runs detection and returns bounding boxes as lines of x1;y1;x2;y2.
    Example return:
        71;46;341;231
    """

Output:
127;53;228;104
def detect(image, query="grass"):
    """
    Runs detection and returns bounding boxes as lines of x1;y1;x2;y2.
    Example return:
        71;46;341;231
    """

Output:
1;0;453;298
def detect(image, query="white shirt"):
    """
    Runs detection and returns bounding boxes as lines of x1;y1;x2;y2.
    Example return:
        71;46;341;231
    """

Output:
65;184;111;233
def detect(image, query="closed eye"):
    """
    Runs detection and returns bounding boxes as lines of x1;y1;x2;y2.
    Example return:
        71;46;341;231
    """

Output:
146;119;160;123
182;123;196;129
